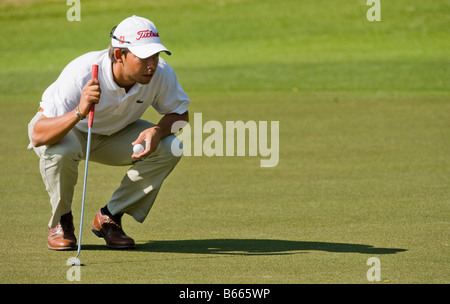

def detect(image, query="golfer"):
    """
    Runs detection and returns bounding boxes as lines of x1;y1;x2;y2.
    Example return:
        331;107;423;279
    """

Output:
27;15;189;250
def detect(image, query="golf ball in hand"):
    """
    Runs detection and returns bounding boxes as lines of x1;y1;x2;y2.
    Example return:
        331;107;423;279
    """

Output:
133;143;144;154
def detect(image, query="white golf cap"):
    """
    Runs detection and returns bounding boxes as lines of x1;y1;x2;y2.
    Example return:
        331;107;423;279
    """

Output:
110;15;171;58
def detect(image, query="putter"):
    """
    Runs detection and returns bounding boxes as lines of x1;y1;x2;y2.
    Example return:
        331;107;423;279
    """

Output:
72;64;98;266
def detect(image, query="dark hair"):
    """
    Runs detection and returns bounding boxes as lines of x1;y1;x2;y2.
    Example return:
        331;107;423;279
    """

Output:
108;45;130;63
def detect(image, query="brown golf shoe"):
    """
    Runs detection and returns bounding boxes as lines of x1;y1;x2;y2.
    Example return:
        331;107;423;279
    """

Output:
91;209;135;249
47;212;77;250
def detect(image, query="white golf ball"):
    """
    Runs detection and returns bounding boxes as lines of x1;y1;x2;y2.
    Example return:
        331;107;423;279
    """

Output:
133;143;144;154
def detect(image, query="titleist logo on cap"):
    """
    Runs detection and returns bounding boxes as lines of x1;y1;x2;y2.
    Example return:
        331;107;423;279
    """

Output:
136;30;159;40
110;16;171;58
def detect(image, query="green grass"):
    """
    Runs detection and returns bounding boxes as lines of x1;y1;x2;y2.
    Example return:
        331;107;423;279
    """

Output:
0;0;449;284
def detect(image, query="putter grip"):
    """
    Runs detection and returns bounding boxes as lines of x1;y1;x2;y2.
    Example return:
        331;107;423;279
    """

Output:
88;64;98;127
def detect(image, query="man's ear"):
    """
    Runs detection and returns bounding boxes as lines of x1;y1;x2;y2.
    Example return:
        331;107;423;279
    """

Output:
114;48;124;63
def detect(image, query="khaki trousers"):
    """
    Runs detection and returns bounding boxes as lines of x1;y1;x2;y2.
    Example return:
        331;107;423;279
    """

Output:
28;112;182;228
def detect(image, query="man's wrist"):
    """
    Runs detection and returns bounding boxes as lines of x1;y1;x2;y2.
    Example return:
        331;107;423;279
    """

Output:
152;125;166;139
75;106;86;120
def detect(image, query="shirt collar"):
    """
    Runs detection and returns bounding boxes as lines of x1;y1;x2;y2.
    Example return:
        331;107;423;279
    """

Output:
101;51;146;94
101;52;123;91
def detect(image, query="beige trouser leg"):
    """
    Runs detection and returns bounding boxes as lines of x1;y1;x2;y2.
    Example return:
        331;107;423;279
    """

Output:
28;113;182;228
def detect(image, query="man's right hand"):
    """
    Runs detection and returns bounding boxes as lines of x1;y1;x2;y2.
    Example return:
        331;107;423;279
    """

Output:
78;79;101;116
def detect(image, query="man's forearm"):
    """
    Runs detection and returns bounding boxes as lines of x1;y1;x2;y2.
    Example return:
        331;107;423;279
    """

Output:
31;110;80;147
155;111;189;139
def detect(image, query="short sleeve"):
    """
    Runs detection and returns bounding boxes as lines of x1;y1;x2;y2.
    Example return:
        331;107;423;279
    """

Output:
151;61;190;115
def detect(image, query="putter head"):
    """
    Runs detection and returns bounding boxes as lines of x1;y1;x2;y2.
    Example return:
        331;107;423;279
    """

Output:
67;257;82;266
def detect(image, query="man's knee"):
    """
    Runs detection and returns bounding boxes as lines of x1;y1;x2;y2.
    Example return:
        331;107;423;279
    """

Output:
158;135;183;158
154;135;183;160
42;136;83;164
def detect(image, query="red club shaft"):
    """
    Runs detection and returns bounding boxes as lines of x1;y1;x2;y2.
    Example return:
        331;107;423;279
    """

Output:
89;64;98;128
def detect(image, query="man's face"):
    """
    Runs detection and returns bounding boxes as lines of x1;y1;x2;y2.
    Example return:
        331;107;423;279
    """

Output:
121;51;159;85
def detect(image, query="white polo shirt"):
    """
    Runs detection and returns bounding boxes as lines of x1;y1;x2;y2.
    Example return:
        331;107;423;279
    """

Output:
40;49;189;135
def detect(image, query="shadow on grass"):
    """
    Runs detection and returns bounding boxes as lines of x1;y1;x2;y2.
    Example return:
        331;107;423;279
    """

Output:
127;239;407;256
80;239;406;255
